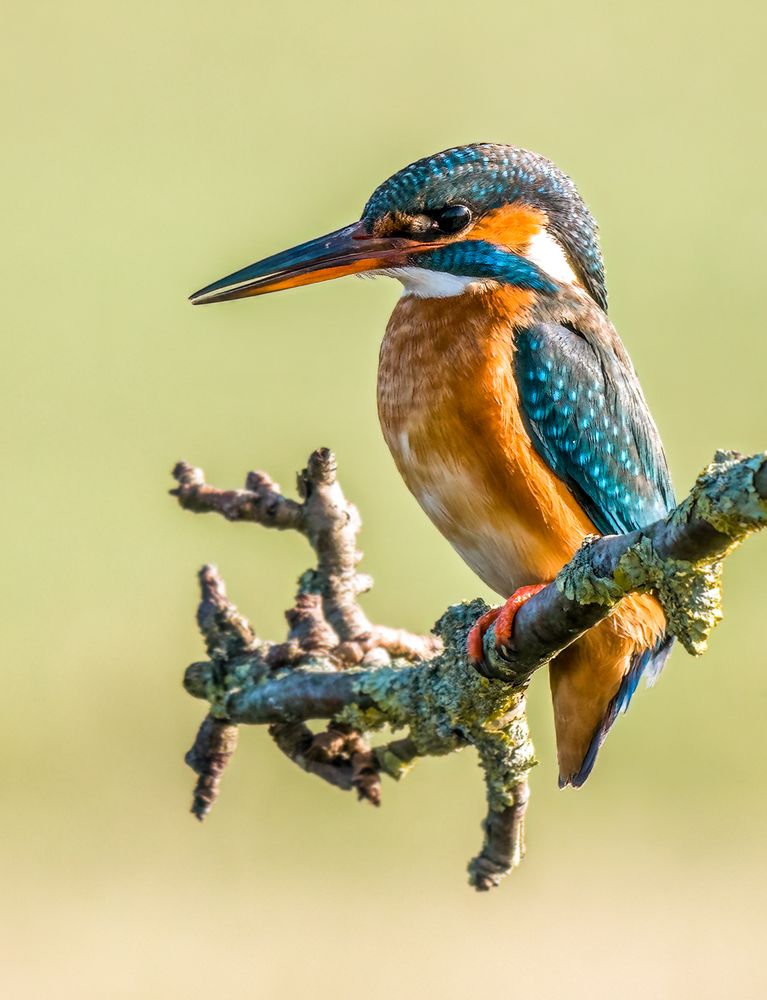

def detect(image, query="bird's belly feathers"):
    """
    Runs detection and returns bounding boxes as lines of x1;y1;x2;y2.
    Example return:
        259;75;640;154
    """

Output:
386;425;585;596
377;292;594;597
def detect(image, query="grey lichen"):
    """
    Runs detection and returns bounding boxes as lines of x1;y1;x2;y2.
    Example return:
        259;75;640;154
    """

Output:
557;531;728;657
675;450;767;540
223;600;537;799
556;535;626;607
174;447;766;892
343;600;534;768
199;596;537;888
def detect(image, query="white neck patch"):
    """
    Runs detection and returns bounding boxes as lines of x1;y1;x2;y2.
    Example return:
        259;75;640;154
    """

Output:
525;229;579;286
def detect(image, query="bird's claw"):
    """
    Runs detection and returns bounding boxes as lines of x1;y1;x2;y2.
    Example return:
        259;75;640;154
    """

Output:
467;606;503;667
467;584;548;671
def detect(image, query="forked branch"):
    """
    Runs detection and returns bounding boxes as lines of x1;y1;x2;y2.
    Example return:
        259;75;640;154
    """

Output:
172;448;767;890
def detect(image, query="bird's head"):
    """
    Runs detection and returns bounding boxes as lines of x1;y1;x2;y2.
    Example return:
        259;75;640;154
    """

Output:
190;144;607;311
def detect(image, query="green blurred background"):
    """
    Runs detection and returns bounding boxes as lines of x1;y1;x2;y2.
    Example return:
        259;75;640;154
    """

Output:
3;2;767;997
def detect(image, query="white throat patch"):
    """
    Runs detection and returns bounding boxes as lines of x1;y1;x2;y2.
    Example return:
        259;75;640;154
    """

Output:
371;266;489;299
360;228;579;300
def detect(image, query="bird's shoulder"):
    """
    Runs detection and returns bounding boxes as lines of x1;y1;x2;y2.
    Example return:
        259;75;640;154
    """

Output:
512;289;675;534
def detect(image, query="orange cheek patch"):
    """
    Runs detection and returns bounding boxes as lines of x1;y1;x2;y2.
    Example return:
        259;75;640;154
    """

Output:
468;204;546;251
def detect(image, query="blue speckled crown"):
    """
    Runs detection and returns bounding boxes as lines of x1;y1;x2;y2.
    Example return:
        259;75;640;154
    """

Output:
363;144;607;311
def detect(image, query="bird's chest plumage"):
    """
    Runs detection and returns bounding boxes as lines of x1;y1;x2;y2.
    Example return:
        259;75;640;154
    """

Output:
377;290;594;596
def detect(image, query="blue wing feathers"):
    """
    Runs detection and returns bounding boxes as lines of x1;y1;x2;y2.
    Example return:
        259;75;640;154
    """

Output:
515;320;675;782
515;322;674;536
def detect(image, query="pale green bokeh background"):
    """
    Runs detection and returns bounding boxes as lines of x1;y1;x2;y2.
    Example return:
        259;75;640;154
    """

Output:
3;2;767;997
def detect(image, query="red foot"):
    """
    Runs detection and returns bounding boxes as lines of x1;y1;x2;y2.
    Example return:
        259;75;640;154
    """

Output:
467;584;549;666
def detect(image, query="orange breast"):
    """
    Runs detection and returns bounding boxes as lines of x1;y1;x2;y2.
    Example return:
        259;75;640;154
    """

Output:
377;286;595;596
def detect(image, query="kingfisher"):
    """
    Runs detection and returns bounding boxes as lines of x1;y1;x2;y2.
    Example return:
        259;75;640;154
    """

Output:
190;143;675;787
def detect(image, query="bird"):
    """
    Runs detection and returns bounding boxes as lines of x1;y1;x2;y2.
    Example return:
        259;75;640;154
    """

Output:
190;143;675;787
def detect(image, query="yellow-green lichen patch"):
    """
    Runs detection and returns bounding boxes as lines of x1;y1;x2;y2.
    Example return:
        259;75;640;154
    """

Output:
374;747;416;781
476;728;537;810
680;451;767;540
338;600;538;784
615;539;724;655
554;451;767;656
334;702;391;733
556;535;625;607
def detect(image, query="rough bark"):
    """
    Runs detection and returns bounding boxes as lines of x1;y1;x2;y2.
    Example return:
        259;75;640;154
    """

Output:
172;447;767;890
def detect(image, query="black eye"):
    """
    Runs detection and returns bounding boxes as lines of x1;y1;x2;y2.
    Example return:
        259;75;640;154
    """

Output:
435;204;472;234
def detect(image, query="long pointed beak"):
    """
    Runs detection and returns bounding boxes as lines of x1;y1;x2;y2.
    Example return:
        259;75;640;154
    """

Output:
190;221;426;305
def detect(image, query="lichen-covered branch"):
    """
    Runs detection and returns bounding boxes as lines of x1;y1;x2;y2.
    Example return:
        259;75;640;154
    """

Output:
478;450;767;682
172;447;766;890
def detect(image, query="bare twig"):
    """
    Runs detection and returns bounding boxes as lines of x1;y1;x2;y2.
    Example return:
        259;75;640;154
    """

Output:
172;448;767;889
185;715;239;821
172;449;440;663
468;779;530;892
173;449;438;829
